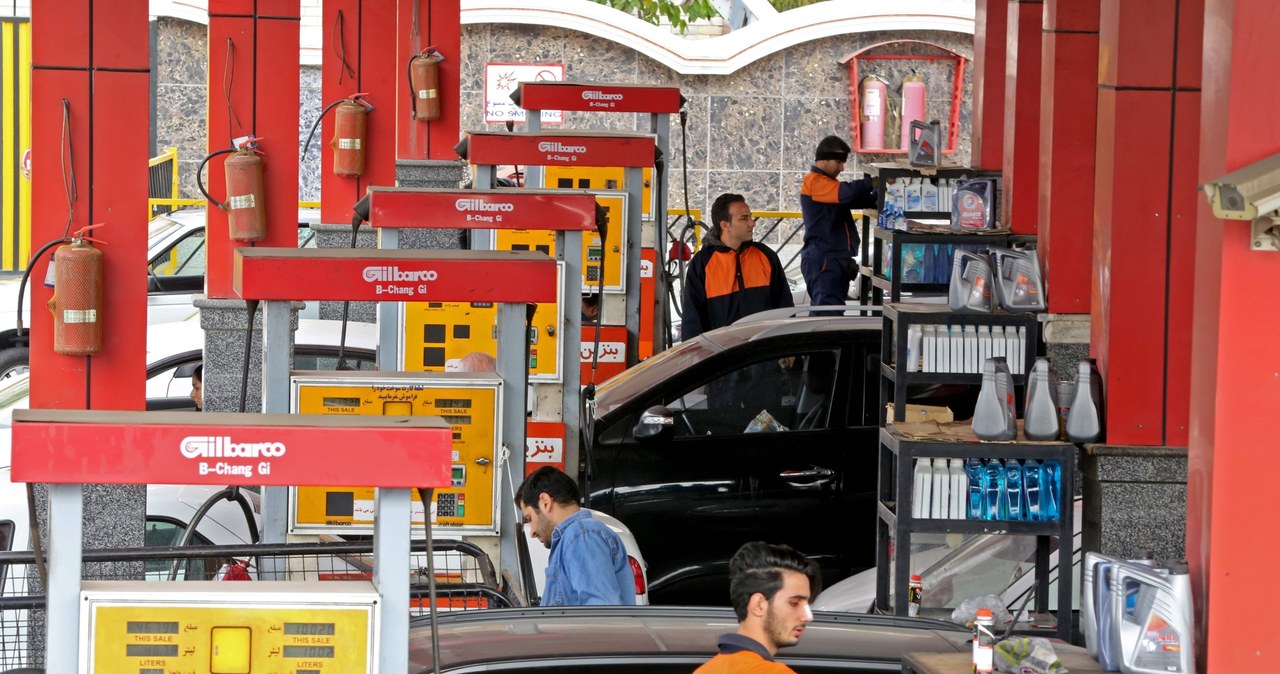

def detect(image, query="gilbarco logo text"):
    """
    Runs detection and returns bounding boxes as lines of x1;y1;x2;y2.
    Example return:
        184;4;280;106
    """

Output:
455;199;514;223
180;436;285;478
582;90;623;109
538;140;588;162
362;266;439;297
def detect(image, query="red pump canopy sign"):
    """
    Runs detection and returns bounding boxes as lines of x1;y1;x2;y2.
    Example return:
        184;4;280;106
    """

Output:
233;248;558;303
366;187;599;230
512;81;684;115
10;410;454;488
458;131;657;168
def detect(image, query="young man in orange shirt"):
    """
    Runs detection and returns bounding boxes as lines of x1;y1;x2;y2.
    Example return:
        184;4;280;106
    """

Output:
694;541;820;673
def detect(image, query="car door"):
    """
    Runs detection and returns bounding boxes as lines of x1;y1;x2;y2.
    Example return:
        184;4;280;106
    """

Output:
593;343;861;604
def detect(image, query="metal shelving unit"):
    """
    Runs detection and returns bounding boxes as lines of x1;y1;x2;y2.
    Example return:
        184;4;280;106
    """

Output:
876;425;1077;642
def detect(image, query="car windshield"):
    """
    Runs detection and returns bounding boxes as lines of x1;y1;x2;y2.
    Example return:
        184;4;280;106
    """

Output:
591;338;717;417
147;215;184;247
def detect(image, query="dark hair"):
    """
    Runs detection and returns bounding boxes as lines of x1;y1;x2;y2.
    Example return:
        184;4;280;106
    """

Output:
815;135;851;162
727;541;821;621
193;364;203;382
709;193;746;238
515;466;581;509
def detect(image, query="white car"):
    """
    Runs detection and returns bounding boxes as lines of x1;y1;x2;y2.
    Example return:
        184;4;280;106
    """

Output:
0;207;320;380
813;499;1083;617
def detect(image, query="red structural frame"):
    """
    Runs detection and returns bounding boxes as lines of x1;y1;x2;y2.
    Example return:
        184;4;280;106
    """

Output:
839;40;967;156
366;188;599;230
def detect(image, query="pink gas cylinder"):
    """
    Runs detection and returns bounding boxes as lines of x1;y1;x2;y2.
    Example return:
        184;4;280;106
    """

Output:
859;75;888;150
900;75;926;150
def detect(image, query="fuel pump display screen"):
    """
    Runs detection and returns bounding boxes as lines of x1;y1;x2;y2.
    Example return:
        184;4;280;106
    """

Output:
544;165;653;220
495;192;627;294
82;582;376;673
400;262;564;382
290;374;501;535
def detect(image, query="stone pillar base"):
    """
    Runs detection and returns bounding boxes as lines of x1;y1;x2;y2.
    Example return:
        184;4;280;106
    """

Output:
194;297;303;413
1041;312;1090;380
1080;445;1187;561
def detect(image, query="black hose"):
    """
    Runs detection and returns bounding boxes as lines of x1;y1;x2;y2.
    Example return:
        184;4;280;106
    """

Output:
301;98;348;162
168;486;259;581
416;486;442;674
197;148;237;210
15;236;69;340
239;300;260;414
335;222;361;370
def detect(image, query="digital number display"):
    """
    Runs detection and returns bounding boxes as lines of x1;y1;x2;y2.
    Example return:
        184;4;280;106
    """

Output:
324;397;363;408
126;621;179;634
283;622;336;636
126;645;179;657
440;415;472;425
434;398;472;409
283;645;336;658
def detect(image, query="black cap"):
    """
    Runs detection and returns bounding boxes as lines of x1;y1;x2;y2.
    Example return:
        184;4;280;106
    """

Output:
815;135;851;162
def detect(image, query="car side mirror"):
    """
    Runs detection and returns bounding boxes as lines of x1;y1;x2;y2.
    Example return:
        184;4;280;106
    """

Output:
633;405;674;441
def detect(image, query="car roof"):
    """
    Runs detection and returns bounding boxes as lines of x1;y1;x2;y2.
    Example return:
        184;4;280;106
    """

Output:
408;607;967;672
146;315;378;366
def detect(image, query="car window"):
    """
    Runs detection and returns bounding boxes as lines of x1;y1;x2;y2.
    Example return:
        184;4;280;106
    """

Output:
150;228;207;277
144;517;222;580
666;350;839;438
295;349;377;371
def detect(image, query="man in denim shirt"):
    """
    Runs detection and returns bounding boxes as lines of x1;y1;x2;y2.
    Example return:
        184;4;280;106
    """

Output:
516;466;636;606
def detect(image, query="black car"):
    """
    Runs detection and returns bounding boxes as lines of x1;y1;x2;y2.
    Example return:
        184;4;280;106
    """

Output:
581;315;887;605
408;606;971;673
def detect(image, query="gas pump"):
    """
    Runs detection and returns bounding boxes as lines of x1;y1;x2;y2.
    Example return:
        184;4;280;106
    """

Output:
513;81;682;357
233;245;559;653
11;409;454;673
457;130;657;375
365;185;599;483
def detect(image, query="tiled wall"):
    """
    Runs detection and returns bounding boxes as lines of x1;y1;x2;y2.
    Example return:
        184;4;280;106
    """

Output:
152;18;974;214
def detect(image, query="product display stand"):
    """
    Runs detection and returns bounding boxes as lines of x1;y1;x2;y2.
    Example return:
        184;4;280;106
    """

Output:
880;302;1040;424
876;425;1077;642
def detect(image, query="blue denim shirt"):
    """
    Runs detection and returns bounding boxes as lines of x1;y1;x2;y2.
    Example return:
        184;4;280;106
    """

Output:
542;509;636;606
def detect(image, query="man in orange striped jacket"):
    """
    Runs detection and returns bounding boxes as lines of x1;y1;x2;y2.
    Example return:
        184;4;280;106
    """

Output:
681;193;794;341
799;135;879;308
693;541;820;673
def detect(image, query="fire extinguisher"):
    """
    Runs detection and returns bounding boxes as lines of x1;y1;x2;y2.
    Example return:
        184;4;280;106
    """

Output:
407;47;445;121
859;74;889;151
198;138;267;243
46;224;105;356
900;74;927;150
330;94;373;177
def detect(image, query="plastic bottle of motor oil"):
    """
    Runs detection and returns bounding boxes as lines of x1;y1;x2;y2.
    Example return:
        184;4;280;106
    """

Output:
1023;358;1062;440
1112;560;1195;674
1066;359;1105;443
972;357;1016;441
1091;552;1161;670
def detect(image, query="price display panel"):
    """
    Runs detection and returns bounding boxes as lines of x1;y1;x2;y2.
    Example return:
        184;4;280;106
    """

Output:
400;262;564;382
495;191;628;294
290;373;501;535
83;582;376;673
544;165;653;221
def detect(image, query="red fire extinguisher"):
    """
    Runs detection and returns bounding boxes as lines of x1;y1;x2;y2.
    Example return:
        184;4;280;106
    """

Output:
859;74;889;151
408;47;445;121
198;138;267;243
330;94;373;177
47;224;105;356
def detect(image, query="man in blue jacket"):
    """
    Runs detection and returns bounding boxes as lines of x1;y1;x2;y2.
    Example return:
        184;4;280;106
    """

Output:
799;136;878;308
681;193;794;341
516;466;636;606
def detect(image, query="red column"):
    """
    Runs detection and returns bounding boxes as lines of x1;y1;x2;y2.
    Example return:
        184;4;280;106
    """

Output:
29;0;148;410
205;0;301;298
1002;0;1043;234
1037;0;1099;313
1092;0;1201;446
321;1;399;224
396;0;461;161
1191;1;1280;670
970;0;1008;171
